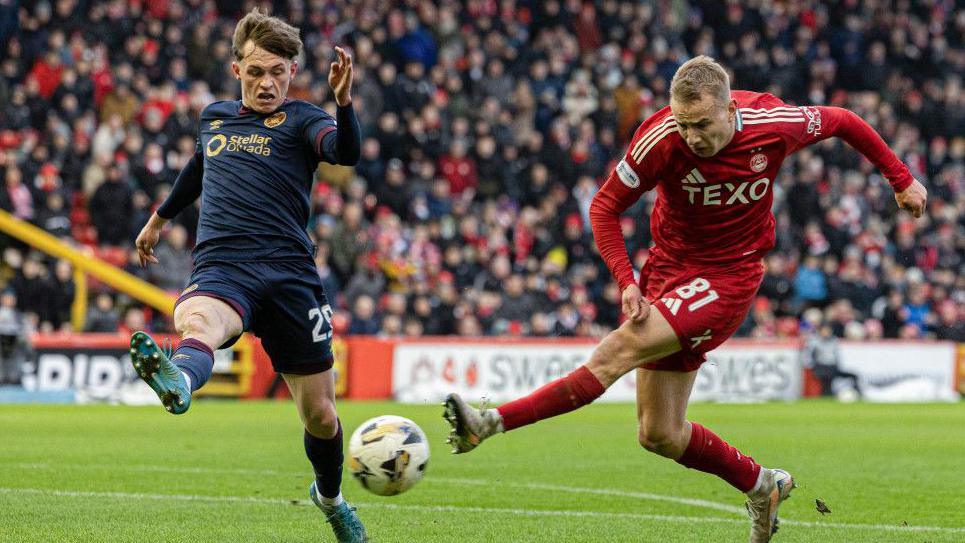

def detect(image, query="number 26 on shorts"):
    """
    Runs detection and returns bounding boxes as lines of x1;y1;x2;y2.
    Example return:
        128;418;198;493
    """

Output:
660;278;718;316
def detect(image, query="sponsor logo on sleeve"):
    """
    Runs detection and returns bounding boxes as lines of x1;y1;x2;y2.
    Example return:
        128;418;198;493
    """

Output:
802;106;822;136
616;159;640;188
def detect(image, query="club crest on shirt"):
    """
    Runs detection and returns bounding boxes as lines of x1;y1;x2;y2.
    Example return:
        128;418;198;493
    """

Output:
750;153;768;172
264;111;287;128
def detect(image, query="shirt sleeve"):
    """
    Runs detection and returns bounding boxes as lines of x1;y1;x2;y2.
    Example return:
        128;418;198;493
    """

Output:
589;146;657;292
156;140;203;220
304;103;361;166
786;105;914;192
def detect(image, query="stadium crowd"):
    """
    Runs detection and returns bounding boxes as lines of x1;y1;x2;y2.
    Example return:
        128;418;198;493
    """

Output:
0;0;961;344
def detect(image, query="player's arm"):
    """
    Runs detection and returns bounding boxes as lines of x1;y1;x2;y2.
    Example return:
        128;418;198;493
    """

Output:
136;149;203;267
589;157;655;322
316;46;361;165
316;103;361;165
793;105;927;217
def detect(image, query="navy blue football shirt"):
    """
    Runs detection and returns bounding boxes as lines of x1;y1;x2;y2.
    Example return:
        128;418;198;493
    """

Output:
157;99;360;263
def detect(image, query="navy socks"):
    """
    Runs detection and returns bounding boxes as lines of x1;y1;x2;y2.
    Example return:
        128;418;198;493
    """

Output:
304;420;344;499
172;338;214;391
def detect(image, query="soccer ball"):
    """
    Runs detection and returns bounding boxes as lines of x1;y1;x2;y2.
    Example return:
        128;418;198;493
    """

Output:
347;415;429;496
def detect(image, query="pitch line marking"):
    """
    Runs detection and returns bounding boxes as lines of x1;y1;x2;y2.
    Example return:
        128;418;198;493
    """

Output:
430;477;744;515
3;461;740;514
0;487;963;535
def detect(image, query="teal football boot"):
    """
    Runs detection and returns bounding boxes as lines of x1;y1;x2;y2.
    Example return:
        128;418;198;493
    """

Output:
309;481;368;543
130;331;191;415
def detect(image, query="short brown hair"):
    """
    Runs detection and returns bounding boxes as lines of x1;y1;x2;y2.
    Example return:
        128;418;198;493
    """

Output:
670;55;731;104
232;8;302;61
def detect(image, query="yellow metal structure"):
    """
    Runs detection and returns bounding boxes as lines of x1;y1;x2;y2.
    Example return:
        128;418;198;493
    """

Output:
70;268;87;331
0;209;254;397
0;209;174;313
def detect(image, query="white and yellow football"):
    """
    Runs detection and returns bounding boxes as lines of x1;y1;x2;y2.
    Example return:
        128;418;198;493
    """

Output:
347;415;430;496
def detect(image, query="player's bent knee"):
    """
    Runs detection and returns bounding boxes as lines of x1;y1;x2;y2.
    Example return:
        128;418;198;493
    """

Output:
176;311;227;346
637;425;681;458
175;298;242;347
177;311;209;336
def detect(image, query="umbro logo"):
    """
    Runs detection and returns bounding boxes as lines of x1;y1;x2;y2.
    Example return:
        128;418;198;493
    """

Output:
680;168;707;185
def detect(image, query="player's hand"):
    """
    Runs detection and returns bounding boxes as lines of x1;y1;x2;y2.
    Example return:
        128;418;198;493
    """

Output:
328;46;353;107
895;179;927;218
621;284;650;323
135;213;166;267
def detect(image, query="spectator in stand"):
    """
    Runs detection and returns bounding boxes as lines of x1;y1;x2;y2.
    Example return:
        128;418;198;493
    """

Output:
84;292;119;333
34;191;71;240
89;165;133;246
437;140;477;198
0;1;959;341
48;259;74;331
347;294;380;336
934;301;965;341
9;257;50;327
0;166;34;221
315;242;341;310
119;306;147;336
803;324;862;398
793;255;828;309
0;289;28;385
149;223;192;291
328;201;369;285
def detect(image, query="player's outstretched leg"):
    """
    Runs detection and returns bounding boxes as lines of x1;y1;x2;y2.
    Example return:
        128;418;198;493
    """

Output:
130;331;192;414
444;365;605;453
745;468;795;543
444;315;680;454
309;480;368;543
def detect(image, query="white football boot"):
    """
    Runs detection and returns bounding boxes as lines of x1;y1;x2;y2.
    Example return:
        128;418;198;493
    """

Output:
745;468;796;543
442;393;503;453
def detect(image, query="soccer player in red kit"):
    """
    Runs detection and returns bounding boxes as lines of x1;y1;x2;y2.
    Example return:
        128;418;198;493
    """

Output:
443;56;927;542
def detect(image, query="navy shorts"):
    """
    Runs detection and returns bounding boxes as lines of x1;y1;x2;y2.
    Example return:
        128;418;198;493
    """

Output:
175;259;335;375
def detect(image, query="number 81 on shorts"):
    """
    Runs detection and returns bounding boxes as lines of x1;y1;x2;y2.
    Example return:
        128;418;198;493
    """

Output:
661;277;718;316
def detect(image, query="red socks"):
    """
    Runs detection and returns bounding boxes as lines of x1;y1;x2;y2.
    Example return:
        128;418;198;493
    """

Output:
676;422;761;492
497;366;606;432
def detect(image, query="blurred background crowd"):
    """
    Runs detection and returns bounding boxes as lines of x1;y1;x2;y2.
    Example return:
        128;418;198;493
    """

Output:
0;0;961;345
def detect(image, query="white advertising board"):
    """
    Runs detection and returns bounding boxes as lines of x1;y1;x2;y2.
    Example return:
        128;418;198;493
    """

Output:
391;341;802;404
837;342;958;402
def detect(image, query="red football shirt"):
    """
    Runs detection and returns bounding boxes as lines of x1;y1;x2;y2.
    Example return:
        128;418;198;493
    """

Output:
590;90;915;291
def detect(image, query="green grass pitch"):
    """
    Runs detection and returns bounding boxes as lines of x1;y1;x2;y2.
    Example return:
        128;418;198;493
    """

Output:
1;400;963;542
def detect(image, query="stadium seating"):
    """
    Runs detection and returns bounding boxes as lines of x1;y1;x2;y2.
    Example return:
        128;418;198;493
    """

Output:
0;1;960;341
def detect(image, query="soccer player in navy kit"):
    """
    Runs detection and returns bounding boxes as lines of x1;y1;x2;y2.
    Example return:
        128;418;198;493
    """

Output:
130;10;367;542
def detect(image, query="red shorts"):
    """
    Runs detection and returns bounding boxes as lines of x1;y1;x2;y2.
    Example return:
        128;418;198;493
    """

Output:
639;251;764;372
